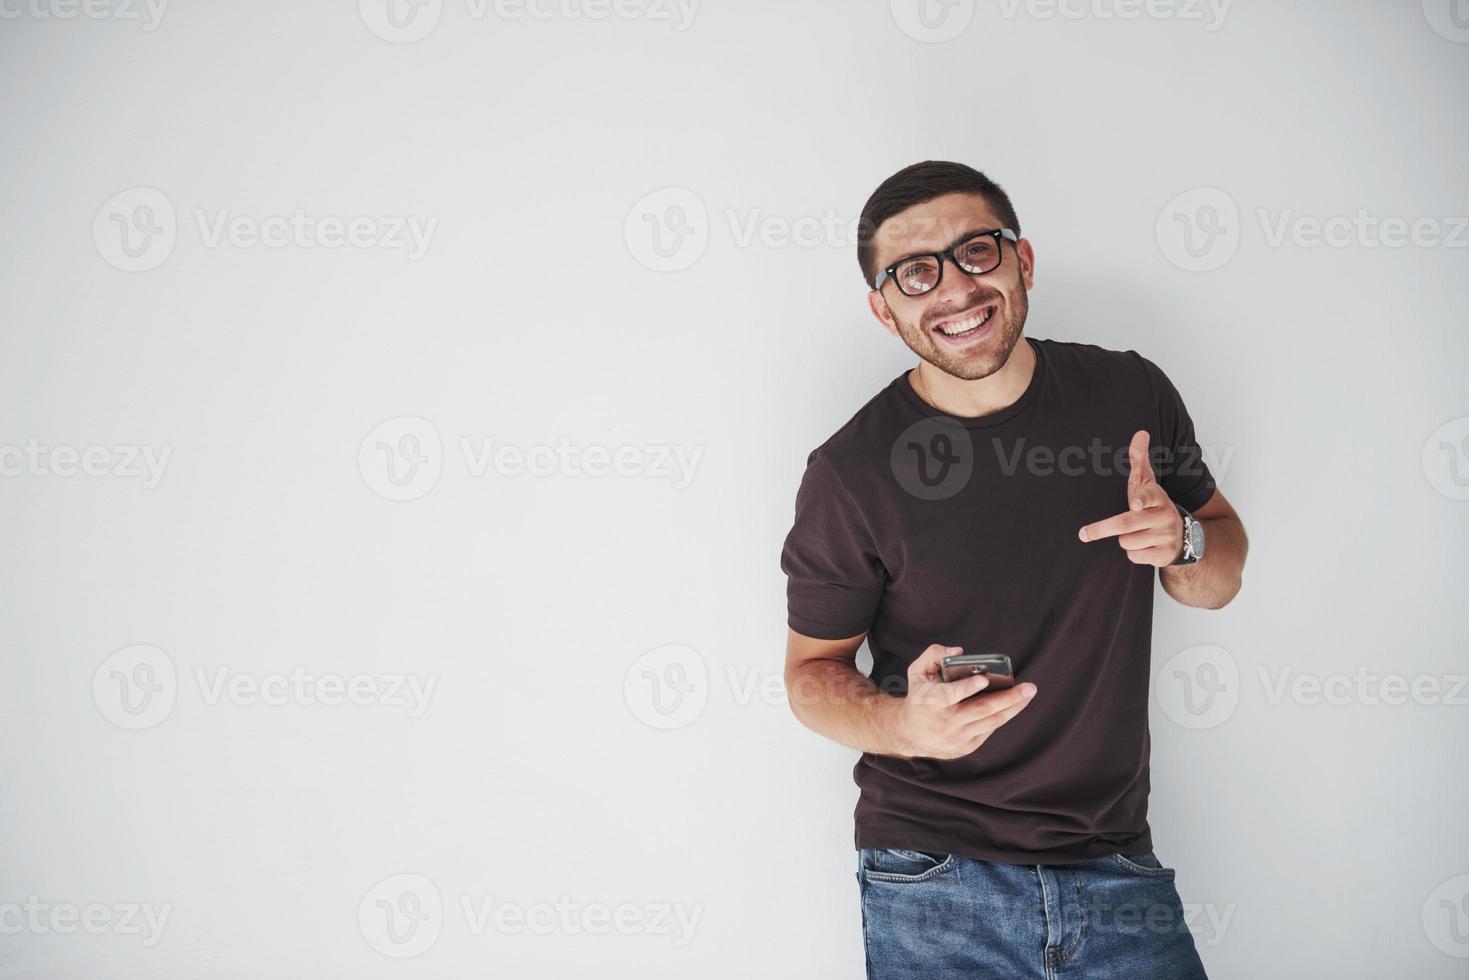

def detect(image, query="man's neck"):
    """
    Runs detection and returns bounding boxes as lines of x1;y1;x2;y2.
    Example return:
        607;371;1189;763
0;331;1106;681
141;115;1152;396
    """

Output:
910;336;1036;419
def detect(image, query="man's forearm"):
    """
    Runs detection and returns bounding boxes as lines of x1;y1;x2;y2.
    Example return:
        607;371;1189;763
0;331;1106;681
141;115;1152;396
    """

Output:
784;659;908;757
1160;516;1247;609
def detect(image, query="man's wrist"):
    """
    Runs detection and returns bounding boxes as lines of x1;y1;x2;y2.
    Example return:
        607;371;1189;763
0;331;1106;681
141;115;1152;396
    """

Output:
1169;530;1187;565
871;694;914;759
1169;504;1203;566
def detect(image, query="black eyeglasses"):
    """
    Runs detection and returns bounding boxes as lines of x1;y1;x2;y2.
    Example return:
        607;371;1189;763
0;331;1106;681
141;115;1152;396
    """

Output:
872;227;1019;296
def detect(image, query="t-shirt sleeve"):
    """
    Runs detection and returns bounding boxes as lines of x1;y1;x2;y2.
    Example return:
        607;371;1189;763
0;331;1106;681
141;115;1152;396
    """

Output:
779;450;888;640
1134;352;1218;514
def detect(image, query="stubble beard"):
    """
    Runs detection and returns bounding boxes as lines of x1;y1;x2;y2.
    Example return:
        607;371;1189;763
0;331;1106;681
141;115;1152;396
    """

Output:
893;286;1030;382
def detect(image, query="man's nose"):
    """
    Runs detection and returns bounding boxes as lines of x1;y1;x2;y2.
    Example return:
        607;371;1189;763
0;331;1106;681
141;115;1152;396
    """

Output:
930;255;982;307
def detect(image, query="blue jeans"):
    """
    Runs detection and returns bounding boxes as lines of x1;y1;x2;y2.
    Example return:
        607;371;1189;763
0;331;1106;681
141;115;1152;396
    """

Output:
856;847;1208;979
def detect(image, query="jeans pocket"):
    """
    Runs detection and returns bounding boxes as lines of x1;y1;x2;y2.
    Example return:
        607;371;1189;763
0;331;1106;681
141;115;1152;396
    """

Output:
1110;850;1177;879
860;847;958;884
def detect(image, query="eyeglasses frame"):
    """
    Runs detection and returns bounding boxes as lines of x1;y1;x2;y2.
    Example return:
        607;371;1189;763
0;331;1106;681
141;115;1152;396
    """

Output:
871;227;1020;295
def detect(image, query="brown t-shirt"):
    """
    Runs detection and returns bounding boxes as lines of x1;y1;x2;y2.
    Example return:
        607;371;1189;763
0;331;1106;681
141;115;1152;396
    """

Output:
780;336;1217;865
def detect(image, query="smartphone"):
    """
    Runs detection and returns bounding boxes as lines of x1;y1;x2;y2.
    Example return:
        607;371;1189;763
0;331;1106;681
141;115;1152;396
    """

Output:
939;653;1015;690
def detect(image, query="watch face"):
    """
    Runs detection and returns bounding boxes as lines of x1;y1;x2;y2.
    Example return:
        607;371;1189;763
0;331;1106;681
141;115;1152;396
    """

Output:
1186;519;1205;556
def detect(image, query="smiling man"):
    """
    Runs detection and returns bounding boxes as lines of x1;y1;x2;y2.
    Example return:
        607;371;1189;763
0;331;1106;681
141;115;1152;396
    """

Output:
779;161;1248;979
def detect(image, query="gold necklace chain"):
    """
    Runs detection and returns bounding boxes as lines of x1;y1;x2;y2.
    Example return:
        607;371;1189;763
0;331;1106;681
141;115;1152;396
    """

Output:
915;364;938;410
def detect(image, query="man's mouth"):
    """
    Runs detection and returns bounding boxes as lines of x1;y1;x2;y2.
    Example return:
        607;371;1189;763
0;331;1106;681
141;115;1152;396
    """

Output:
931;303;998;345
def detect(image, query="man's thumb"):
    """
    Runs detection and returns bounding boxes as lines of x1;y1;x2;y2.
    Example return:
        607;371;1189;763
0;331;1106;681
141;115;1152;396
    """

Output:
910;644;960;682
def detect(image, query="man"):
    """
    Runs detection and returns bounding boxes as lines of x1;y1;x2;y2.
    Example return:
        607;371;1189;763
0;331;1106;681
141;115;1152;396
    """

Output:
779;161;1248;979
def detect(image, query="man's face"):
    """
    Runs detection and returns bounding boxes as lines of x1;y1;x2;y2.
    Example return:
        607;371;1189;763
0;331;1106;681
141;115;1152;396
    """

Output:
866;192;1035;381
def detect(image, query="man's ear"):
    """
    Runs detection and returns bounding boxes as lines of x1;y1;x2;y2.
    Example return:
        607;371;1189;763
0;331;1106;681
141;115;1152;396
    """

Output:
1016;238;1037;291
867;290;900;339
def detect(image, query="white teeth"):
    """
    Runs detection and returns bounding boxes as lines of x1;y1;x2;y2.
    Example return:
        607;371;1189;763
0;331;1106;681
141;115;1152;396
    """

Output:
939;307;992;336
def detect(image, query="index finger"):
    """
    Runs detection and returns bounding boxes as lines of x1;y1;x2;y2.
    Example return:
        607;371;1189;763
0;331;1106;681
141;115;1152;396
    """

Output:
1078;509;1148;542
941;671;990;705
954;682;1038;724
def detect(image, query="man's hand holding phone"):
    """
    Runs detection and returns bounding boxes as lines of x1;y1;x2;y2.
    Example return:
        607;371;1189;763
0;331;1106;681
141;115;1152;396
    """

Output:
888;644;1037;760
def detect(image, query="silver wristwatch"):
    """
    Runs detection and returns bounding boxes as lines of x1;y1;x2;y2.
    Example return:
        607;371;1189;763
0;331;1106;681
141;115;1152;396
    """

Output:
1171;504;1205;566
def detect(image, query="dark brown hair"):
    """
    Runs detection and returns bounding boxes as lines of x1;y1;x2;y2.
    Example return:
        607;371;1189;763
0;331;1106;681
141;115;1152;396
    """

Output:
856;161;1022;288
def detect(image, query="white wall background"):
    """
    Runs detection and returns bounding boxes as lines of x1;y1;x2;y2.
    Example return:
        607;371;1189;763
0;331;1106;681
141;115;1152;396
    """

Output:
2;1;1467;977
